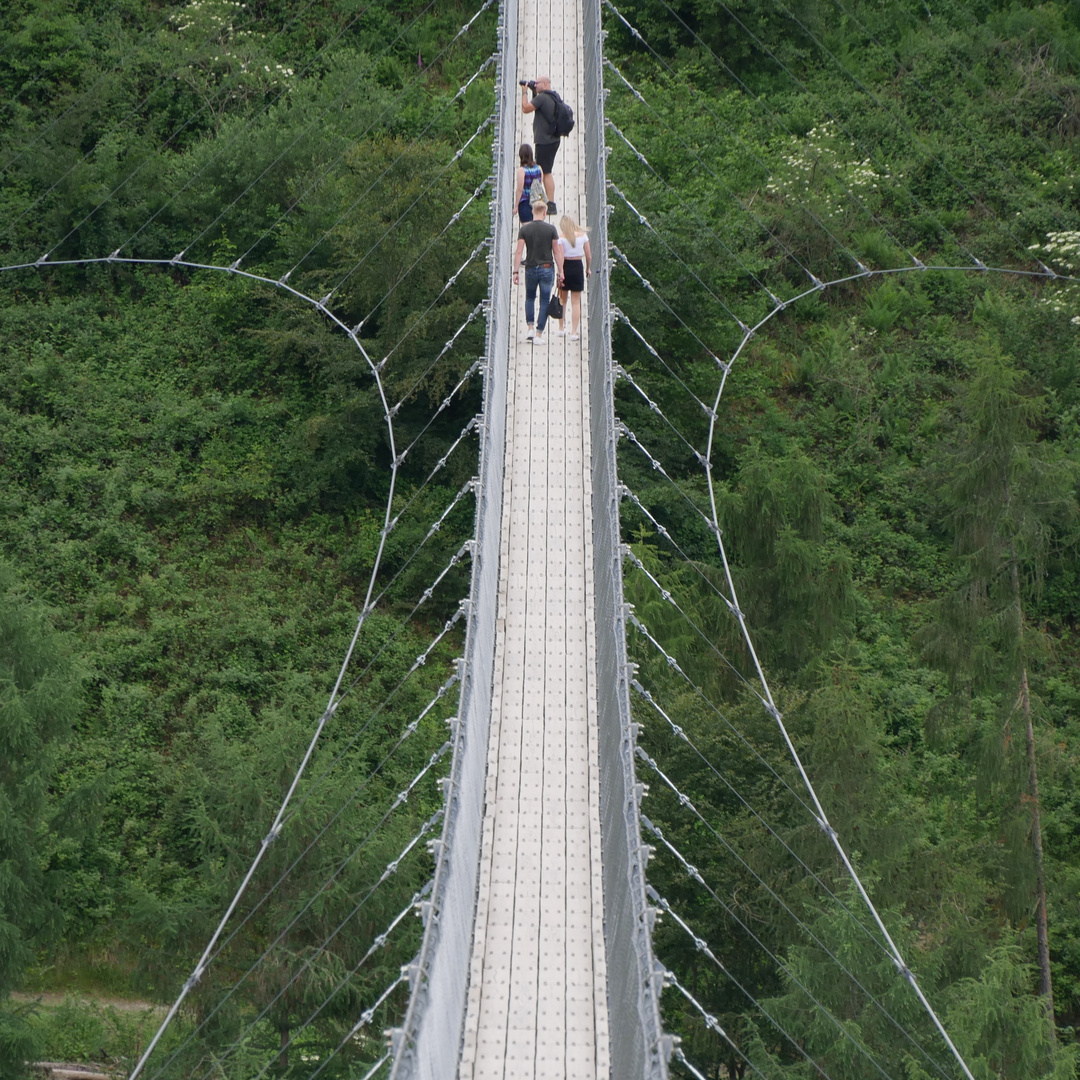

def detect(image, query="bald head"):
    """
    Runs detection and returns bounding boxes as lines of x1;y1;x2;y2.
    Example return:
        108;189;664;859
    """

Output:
534;75;551;91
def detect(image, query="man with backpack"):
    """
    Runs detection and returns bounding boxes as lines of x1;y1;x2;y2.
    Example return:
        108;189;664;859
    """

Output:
520;75;574;215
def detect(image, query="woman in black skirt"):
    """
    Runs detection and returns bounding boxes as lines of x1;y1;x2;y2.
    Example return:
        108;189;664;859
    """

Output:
555;214;591;340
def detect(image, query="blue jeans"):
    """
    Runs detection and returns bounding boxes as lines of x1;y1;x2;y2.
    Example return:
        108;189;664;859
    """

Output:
525;265;555;332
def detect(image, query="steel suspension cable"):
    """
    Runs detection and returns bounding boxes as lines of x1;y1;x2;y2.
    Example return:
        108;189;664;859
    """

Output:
246;883;433;1080
647;823;899;1080
639;751;952;1077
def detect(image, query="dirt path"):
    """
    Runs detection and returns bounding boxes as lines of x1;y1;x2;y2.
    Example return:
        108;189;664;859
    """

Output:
11;991;165;1014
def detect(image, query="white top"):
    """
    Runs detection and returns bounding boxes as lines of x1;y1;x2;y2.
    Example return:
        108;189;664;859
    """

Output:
459;6;610;1073
558;231;588;259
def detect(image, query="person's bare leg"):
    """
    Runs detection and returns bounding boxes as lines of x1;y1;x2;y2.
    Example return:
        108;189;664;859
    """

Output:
559;286;568;331
543;170;555;202
572;291;582;335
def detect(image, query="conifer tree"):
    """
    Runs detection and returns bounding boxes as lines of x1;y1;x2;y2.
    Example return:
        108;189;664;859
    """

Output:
0;563;81;1075
922;342;1076;1028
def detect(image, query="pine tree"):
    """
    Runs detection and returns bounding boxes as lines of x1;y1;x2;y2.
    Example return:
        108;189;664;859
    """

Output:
921;342;1076;1030
0;563;81;1075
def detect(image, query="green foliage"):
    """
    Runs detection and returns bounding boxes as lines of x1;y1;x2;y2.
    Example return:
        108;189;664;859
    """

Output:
23;997;170;1076
0;0;489;1066
0;564;82;1076
935;939;1080;1080
608;0;1080;1068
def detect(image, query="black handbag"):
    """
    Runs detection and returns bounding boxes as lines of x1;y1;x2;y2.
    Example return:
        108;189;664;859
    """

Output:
547;291;564;320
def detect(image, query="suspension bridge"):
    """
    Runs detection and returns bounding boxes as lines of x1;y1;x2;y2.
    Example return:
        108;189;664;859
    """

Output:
2;0;1071;1074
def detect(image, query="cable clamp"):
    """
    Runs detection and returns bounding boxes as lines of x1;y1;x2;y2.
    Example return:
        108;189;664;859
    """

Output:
109;249;122;261
659;1034;680;1061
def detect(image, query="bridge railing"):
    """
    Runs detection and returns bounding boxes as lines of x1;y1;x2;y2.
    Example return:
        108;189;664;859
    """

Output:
389;1;669;1074
386;2;516;1075
583;0;668;1076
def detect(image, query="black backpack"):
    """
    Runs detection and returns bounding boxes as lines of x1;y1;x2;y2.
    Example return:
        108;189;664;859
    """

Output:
541;90;575;137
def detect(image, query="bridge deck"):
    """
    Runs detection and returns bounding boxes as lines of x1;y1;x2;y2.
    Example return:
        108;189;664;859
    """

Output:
459;0;610;1076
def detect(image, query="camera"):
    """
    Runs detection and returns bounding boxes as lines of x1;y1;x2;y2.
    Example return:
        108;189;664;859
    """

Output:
519;80;537;91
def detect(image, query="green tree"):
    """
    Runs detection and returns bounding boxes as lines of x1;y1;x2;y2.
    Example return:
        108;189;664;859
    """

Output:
922;342;1077;1028
0;562;81;1075
757;887;1079;1080
722;441;854;676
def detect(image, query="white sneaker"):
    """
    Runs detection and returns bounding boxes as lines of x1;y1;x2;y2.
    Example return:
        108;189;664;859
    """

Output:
525;325;535;340
570;333;580;341
534;333;544;345
556;328;568;336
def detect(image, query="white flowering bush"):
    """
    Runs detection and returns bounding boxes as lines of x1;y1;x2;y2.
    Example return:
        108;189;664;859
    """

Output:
168;0;295;108
1028;231;1080;325
766;121;890;220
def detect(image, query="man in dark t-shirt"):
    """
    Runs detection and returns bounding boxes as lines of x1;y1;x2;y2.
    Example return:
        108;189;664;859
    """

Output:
513;200;565;344
521;75;561;213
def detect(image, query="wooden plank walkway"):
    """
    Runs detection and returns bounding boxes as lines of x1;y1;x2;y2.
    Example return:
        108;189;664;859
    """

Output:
458;0;610;1075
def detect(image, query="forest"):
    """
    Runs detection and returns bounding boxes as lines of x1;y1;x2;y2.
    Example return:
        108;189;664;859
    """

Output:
0;0;1079;1076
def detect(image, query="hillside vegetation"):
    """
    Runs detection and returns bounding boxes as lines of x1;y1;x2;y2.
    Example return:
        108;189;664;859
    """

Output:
0;0;491;1072
605;0;1080;1076
2;0;1080;1077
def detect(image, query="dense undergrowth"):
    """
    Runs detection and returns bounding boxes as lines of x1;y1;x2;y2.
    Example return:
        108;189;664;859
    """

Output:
4;0;1080;1077
0;0;491;1073
605;0;1080;1076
